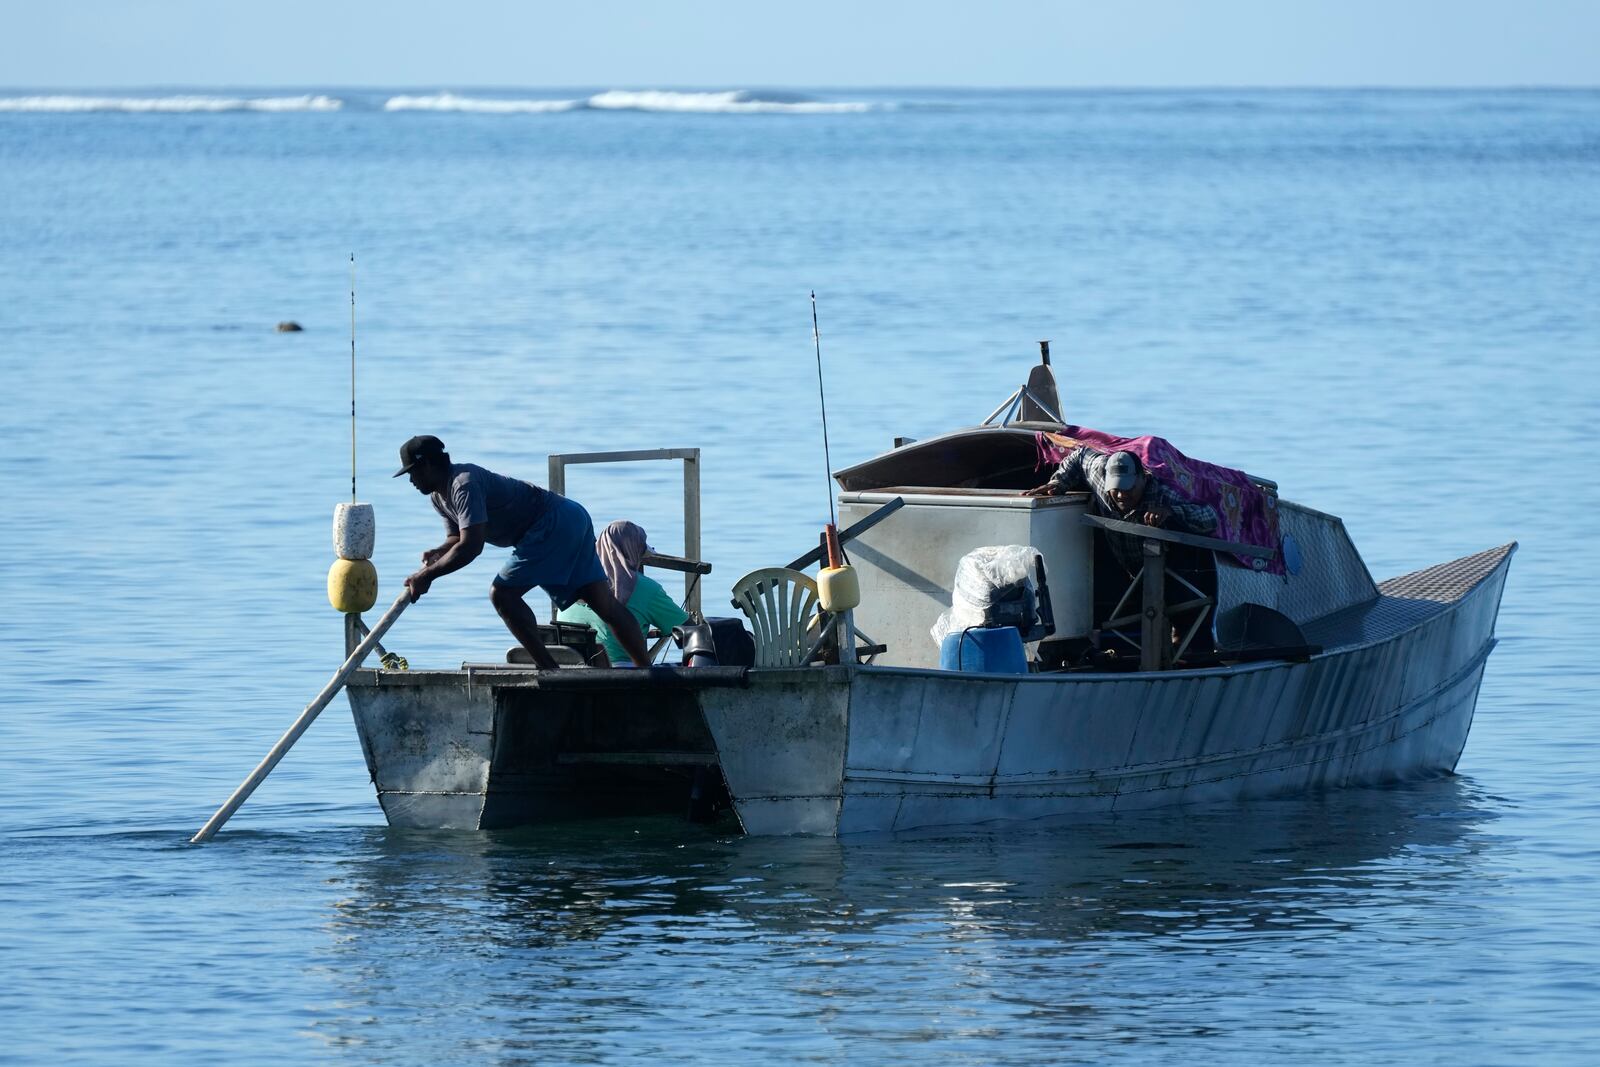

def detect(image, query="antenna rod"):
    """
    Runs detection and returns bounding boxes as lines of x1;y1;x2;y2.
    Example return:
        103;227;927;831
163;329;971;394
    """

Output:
349;253;357;503
810;291;837;530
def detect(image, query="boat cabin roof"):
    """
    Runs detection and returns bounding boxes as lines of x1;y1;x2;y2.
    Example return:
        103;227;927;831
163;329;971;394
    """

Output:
834;425;1056;494
834;423;1279;497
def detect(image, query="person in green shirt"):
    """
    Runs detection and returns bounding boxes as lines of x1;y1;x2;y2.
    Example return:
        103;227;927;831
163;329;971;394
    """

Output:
557;521;690;666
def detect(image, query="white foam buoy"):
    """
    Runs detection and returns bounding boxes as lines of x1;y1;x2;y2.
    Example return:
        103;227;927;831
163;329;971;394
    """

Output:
333;501;375;560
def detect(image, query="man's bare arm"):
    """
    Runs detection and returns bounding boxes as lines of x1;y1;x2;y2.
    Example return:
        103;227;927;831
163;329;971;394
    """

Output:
422;534;460;567
406;525;487;601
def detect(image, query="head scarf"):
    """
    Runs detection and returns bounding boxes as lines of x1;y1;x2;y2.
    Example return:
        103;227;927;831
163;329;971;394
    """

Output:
597;520;651;605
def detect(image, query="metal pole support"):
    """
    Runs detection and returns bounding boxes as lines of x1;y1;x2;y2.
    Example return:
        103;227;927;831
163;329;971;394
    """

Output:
1141;539;1170;671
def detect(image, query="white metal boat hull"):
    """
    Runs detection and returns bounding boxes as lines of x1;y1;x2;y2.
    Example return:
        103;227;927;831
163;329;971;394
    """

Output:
346;544;1513;836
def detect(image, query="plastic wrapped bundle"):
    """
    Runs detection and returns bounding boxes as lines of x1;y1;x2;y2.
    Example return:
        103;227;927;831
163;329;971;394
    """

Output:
929;545;1043;646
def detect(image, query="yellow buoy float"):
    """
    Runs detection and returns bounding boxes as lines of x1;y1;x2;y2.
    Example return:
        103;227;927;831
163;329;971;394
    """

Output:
327;557;378;613
817;523;860;613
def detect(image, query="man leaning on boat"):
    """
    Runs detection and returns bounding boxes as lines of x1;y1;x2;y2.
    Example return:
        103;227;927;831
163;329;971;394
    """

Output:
1026;447;1218;547
393;435;652;669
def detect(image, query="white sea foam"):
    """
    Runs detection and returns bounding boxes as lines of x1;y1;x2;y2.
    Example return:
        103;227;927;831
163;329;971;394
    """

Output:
382;90;864;114
243;94;343;112
586;89;871;114
0;89;872;117
0;94;343;113
383;93;581;113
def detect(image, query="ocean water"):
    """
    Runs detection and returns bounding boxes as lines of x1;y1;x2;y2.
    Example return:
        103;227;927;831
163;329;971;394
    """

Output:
2;87;1597;1064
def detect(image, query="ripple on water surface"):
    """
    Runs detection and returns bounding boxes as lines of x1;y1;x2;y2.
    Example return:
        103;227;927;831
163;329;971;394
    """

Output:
2;87;1599;1064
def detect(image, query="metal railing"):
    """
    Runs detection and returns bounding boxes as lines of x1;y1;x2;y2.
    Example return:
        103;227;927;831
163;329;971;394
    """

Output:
547;447;703;619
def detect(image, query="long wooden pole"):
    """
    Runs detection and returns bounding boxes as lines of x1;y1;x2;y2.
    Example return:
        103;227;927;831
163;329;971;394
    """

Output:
190;591;412;843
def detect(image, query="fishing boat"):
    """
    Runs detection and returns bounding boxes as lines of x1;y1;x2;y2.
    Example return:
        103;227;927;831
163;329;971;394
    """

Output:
341;346;1515;836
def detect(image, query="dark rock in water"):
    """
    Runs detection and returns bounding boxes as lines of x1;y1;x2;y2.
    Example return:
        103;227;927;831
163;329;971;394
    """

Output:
276;321;304;332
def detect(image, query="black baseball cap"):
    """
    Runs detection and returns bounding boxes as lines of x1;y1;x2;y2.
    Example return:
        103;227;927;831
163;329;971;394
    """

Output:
394;435;447;477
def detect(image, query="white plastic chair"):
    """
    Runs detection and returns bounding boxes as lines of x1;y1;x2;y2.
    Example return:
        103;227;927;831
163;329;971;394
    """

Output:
730;567;822;667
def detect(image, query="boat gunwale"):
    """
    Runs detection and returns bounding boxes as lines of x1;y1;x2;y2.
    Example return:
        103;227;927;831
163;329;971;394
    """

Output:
344;545;1512;691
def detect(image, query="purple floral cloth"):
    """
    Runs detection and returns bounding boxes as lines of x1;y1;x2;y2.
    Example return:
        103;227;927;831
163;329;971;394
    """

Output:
1036;426;1283;574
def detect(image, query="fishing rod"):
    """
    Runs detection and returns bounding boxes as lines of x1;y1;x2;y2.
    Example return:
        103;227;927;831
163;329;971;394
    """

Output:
349;253;357;503
811;291;837;530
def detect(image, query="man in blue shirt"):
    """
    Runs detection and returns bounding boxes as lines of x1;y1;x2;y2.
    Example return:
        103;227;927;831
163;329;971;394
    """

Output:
394;435;651;669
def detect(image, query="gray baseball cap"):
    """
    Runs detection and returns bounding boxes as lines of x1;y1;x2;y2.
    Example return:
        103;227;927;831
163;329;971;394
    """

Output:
1105;451;1142;490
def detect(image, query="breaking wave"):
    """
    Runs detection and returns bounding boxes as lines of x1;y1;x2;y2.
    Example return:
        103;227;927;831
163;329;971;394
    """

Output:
383;89;872;114
0;94;343;113
383;92;580;113
0;89;875;117
585;90;871;114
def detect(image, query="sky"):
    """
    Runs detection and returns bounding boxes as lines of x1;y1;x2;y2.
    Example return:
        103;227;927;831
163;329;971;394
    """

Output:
1;0;1595;89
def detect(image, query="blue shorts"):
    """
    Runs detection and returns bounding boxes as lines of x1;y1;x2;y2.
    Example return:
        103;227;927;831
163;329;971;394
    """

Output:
492;495;607;609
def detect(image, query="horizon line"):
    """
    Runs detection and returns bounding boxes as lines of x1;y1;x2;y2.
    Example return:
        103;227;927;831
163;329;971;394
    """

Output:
3;83;1598;93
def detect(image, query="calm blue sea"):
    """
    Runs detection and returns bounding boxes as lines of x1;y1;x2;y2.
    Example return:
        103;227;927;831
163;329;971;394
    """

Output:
2;87;1598;1064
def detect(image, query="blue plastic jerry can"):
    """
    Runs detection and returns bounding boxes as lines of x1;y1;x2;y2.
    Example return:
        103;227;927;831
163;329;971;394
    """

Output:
939;627;1028;674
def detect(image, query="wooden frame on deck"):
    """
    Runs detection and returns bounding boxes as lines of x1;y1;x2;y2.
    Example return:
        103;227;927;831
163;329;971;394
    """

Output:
1081;513;1277;671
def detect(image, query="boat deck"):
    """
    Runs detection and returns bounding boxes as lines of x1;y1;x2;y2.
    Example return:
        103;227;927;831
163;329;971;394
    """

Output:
347;544;1517;695
1302;542;1515;652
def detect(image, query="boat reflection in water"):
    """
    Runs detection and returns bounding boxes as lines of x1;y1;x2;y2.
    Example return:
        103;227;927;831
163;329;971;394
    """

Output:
307;777;1497;1054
